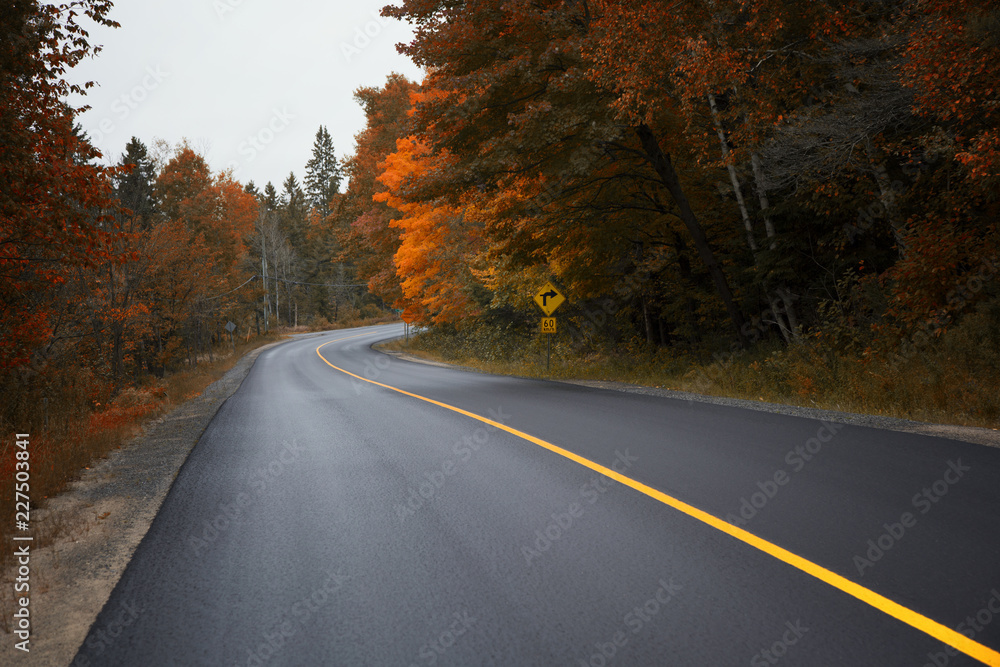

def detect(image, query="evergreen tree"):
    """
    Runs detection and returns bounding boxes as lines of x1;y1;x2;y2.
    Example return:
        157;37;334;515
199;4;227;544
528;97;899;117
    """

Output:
304;125;342;215
281;172;307;221
115;137;157;228
263;181;279;211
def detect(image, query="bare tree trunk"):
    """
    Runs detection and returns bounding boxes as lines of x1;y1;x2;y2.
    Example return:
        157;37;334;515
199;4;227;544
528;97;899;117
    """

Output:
863;137;906;255
750;152;779;245
641;295;655;346
709;94;792;344
261;223;270;332
635;123;745;343
274;263;280;327
709;93;758;254
207;316;214;364
750;150;800;339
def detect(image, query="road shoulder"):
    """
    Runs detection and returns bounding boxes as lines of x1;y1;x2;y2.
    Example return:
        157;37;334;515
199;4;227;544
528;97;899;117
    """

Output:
0;341;283;667
380;349;1000;449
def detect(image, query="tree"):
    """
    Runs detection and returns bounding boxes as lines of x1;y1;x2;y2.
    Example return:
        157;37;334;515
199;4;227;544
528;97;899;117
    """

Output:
263;182;279;210
376;136;479;324
116;137;158;228
383;0;750;341
304;125;342;215
341;74;420;307
0;0;123;370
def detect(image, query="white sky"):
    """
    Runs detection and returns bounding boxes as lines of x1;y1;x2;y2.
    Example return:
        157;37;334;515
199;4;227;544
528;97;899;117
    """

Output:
67;0;424;190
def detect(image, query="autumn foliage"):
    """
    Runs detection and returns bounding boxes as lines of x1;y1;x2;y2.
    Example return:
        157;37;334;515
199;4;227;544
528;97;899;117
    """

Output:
334;0;1000;367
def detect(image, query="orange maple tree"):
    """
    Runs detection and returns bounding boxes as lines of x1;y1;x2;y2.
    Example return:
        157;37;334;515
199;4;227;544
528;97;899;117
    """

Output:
375;134;479;324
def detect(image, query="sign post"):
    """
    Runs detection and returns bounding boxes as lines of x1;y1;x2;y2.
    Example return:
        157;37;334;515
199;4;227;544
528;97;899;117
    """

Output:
533;282;565;372
225;321;236;354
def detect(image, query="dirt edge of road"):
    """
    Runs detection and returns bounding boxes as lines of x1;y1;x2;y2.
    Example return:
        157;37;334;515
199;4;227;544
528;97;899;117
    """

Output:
0;341;283;667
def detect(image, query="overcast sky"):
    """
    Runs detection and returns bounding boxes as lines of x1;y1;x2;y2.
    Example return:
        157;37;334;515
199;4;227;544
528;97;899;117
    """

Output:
67;0;424;190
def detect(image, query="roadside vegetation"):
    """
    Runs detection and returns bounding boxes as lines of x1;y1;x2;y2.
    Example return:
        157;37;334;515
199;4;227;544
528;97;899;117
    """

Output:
383;301;1000;430
361;1;1000;435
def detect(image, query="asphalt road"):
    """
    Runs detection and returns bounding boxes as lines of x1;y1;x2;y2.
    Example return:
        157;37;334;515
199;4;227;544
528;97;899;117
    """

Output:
72;324;1000;666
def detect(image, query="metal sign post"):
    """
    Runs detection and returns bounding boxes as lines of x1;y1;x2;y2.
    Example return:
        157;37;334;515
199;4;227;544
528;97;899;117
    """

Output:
533;283;565;373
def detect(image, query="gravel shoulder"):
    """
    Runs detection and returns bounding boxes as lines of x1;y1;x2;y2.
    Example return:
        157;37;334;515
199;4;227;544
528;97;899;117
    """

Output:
384;350;1000;449
0;341;282;667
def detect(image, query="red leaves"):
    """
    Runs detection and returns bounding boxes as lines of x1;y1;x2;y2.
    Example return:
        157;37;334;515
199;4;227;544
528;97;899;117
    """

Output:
900;1;1000;188
0;1;126;370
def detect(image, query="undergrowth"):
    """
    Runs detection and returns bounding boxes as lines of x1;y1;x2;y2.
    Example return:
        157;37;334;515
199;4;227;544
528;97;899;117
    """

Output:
383;309;1000;431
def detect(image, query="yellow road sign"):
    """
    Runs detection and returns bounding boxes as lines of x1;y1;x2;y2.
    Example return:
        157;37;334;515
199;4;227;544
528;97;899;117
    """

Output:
533;282;565;316
541;317;556;334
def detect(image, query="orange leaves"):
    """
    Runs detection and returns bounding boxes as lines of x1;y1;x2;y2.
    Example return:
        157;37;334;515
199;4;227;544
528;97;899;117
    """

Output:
342;74;421;305
375;136;478;324
156;146;258;274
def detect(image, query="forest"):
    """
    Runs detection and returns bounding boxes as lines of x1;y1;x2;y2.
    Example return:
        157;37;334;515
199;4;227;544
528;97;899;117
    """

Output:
2;0;999;505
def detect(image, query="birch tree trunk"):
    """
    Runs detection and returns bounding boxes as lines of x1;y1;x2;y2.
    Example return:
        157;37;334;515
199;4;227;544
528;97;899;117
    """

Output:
750;150;800;338
709;93;758;254
706;96;792;343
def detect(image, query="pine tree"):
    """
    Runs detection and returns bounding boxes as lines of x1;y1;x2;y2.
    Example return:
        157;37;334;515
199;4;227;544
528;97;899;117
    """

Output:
263;182;279;211
304;125;342;215
115;137;157;228
281;172;307;218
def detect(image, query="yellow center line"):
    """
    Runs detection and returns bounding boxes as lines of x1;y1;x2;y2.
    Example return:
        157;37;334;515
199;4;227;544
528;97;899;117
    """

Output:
316;337;1000;666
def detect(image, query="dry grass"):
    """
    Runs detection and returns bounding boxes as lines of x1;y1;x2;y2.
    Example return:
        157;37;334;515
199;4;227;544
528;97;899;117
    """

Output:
381;314;1000;431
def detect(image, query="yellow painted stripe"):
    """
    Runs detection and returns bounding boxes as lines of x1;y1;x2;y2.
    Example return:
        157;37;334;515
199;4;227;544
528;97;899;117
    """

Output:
316;336;1000;666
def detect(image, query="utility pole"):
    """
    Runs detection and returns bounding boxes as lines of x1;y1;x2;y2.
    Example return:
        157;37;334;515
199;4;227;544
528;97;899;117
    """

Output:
261;224;269;333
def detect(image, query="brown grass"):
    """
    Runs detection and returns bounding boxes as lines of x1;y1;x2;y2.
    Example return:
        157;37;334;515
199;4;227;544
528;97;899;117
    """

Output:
380;314;1000;431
